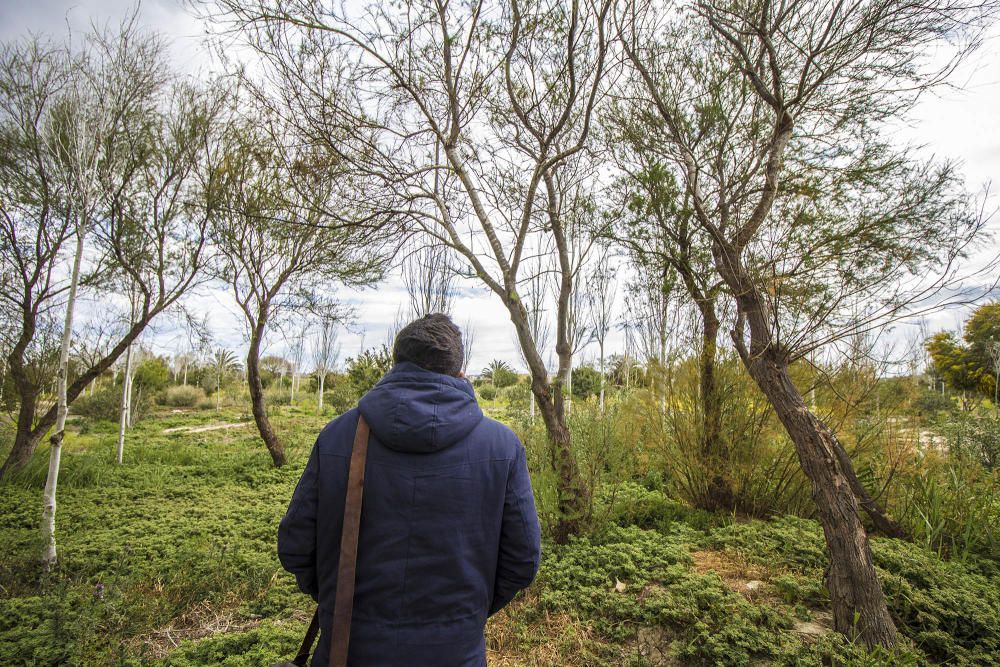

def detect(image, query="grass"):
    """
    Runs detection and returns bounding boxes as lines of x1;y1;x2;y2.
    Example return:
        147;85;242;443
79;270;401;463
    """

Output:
1;408;999;665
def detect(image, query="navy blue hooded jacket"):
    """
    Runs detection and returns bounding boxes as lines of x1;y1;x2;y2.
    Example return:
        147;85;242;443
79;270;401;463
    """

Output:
278;362;542;667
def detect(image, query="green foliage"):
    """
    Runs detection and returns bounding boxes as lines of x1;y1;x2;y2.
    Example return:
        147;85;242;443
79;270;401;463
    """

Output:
707;516;830;572
940;413;1000;470
134;358;171;393
481;359;518;388
595;481;718;534
964;302;1000;378
874;538;1000;664
897;458;1000;559
538;523;923;665
704;515;1000;665
477;384;497;401
323;373;357;415
571;365;602;399
0;406;325;666
345;345;392;397
912;388;956;419
606;353;646;388
73;386;150;423
159;623;306;666
4;392;1000;666
161;385;206;408
926;302;1000;399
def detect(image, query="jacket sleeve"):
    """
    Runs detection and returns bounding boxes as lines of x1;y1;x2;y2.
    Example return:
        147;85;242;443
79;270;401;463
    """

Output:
277;442;320;602
489;442;542;616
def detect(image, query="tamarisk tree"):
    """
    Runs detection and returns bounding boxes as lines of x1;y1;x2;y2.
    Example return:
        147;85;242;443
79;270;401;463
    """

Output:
0;26;225;487
212;113;388;466
621;0;994;647
206;0;615;540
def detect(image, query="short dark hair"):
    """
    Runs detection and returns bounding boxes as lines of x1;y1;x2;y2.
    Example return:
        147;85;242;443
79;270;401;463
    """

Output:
392;313;464;376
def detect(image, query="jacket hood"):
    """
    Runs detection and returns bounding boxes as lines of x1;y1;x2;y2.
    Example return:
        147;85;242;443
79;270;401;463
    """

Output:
357;362;484;453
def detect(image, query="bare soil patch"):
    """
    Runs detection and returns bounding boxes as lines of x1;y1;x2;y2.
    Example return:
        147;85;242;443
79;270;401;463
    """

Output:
163;422;248;434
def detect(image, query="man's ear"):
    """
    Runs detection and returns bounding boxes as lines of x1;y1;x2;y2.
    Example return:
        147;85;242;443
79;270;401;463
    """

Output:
457;371;466;379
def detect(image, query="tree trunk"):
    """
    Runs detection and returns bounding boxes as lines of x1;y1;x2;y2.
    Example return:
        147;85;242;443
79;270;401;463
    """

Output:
532;378;587;543
698;305;735;511
0;395;40;477
566;358;572;417
710;231;896;648
117;342;134;465
508;295;587;543
318;372;325;412
828;430;908;539
598;342;605;413
41;227;85;568
248;319;286;467
745;350;897;647
0;297;168;478
126;374;136;429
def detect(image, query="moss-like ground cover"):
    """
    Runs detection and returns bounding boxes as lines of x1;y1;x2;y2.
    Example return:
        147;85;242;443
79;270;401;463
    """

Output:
2;409;998;666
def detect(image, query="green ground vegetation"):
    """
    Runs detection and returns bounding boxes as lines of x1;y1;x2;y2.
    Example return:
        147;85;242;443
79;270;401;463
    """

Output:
2;373;999;665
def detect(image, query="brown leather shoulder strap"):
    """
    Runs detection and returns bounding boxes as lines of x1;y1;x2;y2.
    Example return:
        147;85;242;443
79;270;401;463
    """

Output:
329;414;370;667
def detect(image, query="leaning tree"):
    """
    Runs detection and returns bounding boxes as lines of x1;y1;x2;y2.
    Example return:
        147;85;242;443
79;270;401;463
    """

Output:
621;0;996;648
211;112;389;467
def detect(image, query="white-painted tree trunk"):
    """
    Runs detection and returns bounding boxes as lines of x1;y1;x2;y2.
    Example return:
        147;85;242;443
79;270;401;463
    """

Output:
116;342;134;465
659;336;667;415
599;343;605;413
290;372;297;404
566;358;573;417
41;228;85;568
317;372;325;411
216;370;222;411
126;372;135;428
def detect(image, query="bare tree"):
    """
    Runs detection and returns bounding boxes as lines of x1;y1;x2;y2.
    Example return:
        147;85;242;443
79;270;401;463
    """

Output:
621;0;996;647
461;318;476;375
404;244;457;318
72;320;120;396
587;252;616;412
284;326;307;404
520;262;552;422
312;314;342;412
624;261;678;415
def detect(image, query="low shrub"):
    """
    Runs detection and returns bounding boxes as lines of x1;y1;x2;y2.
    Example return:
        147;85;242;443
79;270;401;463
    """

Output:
196;396;217;410
73;387;150;423
161;385;206;408
477;384;497;401
706;515;1000;665
158;622;306;667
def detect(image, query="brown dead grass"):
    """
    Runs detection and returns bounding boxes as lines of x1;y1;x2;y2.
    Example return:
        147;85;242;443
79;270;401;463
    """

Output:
486;588;620;666
689;549;782;605
126;592;268;660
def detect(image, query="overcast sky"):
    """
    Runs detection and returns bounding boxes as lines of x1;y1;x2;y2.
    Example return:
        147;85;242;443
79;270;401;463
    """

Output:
2;0;998;373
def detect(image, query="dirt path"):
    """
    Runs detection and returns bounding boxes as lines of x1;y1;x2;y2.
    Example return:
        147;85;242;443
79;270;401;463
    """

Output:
163;422;249;434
